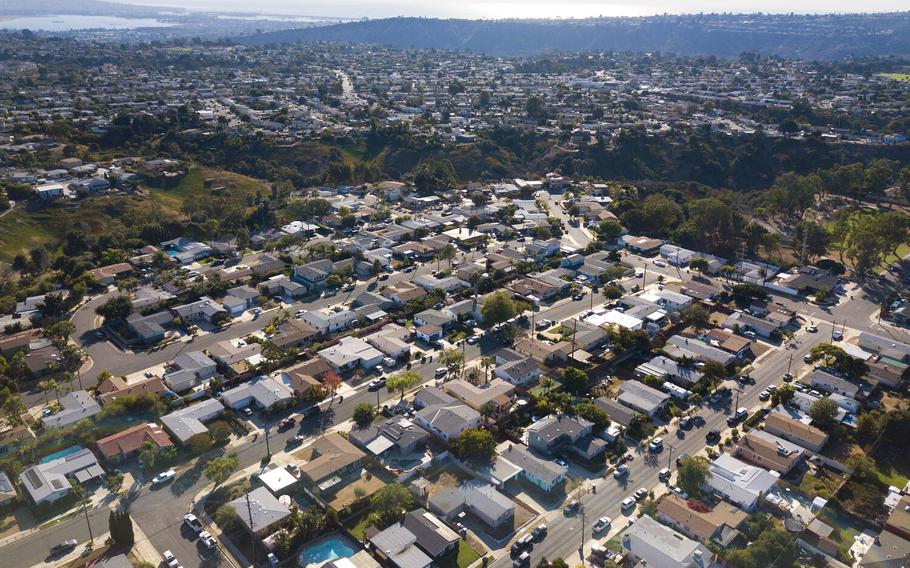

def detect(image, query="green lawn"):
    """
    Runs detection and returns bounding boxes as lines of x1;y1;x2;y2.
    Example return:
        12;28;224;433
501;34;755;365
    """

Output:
346;511;372;541
878;73;910;82
0;207;55;262
818;507;863;562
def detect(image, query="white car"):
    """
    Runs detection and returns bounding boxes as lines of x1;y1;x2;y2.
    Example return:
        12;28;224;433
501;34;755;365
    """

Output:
382;357;396;367
653;260;667;267
613;464;630;478
163;551;179;568
183;513;203;534
199;531;217;549
648;437;663;452
621;496;637;510
435;367;448;377
152;469;176;485
807;323;818;333
592;516;611;532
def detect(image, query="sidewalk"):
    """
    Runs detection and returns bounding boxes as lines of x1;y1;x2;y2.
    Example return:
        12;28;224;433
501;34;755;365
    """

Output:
130;515;163;567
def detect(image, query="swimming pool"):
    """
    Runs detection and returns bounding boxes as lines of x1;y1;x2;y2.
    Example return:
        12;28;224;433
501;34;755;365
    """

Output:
40;445;84;464
298;534;357;565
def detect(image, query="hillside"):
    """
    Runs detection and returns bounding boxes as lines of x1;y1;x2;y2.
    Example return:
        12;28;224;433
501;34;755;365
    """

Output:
239;13;910;59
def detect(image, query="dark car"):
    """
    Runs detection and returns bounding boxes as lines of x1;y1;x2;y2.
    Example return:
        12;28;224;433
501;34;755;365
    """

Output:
50;540;78;555
706;430;721;443
675;453;690;467
276;416;296;431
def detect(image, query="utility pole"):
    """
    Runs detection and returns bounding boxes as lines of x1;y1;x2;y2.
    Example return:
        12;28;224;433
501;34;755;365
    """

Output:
264;422;271;459
787;353;793;375
570;319;578;360
80;490;93;545
666;442;674;471
245;492;257;566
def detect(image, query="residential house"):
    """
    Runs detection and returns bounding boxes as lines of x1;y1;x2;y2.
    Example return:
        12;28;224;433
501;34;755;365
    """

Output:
735;429;806;474
42;390;101;429
704;329;753;360
299;308;358;334
207;339;263;374
444;379;515;412
382;281;428;305
500;444;567;492
172;296;226;324
664;335;736;367
368;523;433;568
349;417;429;457
764;411;829;452
656;494;747;548
617;381;670;416
19;447;104;505
722;311;781;339
220;376;294;411
271;318;318;349
163;351;217;392
0;472;17;506
493;358;541;387
622;515;717;568
402;509;460;559
96;423;173;463
807;369;860;399
413;309;455;330
97;375;165;405
160;399;225;444
126;311;171;344
527;415;607;461
298;433;365;487
364;324;412;360
317;337;383;371
221;285;261;317
87;263;134;286
636;355;704;386
229;487;291;538
428;481;516;530
707;453;778;511
593;397;639;427
415;403;481;443
622;235;664;255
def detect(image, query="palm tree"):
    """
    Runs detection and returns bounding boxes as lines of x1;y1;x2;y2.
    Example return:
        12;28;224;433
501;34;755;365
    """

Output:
541;377;555;395
480;357;494;384
38;379;59;404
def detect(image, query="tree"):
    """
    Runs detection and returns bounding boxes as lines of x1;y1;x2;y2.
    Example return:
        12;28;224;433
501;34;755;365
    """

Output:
480;357;494;384
204;453;239;487
214;504;242;530
602;285;622;300
369;484;414;529
576;402;611;429
808;343;868;380
353;402;375;427
209;421;232;444
479;401;498;425
187;432;213;454
525;95;547;120
481;290;519;326
387;370;422;401
95;295;133;321
677;455;710;496
323;371;342;399
771;384;796;407
809;398;839;429
688;257;709;273
682;304;711;330
438;348;464;371
109;509;134;548
454;428;496;462
561;367;588;395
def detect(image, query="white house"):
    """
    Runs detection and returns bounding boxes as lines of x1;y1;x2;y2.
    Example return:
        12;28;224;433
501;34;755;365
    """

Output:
622;514;716;568
298;309;358;334
707;453;778;511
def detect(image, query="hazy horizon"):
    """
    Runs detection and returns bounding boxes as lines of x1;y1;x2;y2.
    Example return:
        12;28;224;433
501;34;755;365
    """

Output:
115;0;910;20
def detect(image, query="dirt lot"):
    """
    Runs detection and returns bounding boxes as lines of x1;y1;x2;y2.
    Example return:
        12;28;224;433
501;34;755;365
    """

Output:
325;469;387;511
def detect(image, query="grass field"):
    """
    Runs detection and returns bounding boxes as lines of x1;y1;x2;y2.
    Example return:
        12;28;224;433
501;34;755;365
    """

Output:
0;207;55;262
145;166;269;210
878;73;910;82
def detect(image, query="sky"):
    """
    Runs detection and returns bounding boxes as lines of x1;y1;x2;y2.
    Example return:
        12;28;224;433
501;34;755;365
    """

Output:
119;0;910;20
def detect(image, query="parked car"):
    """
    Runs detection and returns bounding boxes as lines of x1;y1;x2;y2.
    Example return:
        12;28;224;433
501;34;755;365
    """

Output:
467;334;480;344
151;469;176;485
435;367;448;377
163;550;179;567
50;540;78;555
659;467;671;481
706;430;720;443
368;378;387;391
531;524;547;540
592;516;611;533
183;513;203;534
564;499;579;514
676;453;690;467
679;416;692;429
648;437;663;452
535;319;552;331
513;551;531;567
277;416;296;430
759;390;770;401
614;464;630;479
621;496;637;510
554;458;568;468
807;323;818;333
241;407;254;417
382;357;396;368
199;531;217;549
804;354;814;363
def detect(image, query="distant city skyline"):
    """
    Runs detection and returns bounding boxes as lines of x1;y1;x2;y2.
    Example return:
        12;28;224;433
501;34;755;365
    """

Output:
118;0;910;20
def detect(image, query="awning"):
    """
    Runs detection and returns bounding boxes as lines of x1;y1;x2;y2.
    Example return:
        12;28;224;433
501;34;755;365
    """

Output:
366;435;395;455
